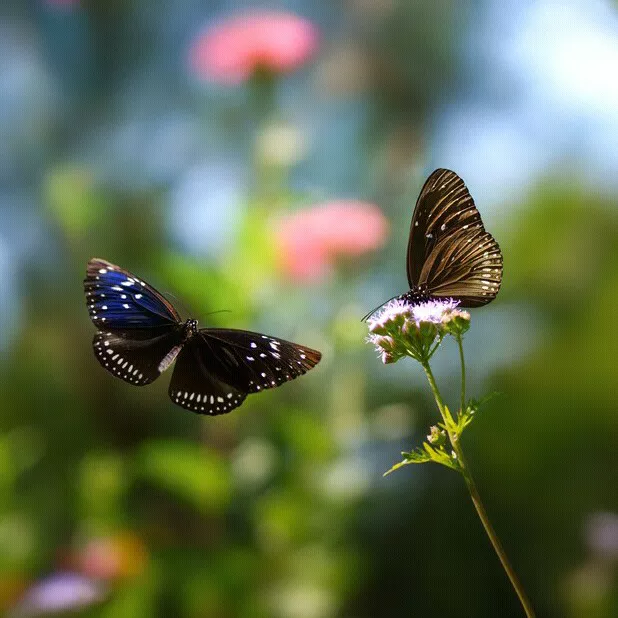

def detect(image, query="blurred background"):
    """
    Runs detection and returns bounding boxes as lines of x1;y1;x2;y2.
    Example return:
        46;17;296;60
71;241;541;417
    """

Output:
0;0;617;616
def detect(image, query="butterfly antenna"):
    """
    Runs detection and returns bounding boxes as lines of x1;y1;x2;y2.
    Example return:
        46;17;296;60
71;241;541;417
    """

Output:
162;291;196;320
361;293;401;322
202;309;232;319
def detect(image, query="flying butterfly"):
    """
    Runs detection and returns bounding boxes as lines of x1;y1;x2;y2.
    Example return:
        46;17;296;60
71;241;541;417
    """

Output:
365;168;503;317
84;259;321;415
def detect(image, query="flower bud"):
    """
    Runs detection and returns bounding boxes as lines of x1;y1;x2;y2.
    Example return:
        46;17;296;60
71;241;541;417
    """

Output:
427;425;447;446
442;308;471;337
382;351;397;364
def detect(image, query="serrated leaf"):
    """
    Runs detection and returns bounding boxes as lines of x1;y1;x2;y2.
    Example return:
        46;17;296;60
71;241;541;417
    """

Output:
384;440;461;476
456;392;500;433
423;443;460;471
383;448;431;476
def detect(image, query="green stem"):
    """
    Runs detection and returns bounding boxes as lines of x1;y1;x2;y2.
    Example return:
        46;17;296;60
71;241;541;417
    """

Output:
421;360;536;618
456;334;466;415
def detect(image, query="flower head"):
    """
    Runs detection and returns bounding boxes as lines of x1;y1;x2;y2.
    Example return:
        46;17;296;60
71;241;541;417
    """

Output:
410;298;459;325
441;307;471;337
275;201;389;282
427;425;447;446
367;298;464;364
367;299;411;335
190;11;319;84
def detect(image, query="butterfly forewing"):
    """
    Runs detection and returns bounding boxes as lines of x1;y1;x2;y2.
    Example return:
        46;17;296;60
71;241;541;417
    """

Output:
85;258;181;330
168;329;321;414
93;328;185;386
406;169;502;307
201;329;321;392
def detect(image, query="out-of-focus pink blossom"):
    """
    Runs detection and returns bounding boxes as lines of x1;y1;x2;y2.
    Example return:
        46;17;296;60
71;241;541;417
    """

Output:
190;11;319;84
74;533;148;581
275;201;389;282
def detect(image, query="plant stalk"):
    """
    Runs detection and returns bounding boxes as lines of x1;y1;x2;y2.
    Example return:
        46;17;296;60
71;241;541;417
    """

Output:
456;334;466;415
421;360;536;618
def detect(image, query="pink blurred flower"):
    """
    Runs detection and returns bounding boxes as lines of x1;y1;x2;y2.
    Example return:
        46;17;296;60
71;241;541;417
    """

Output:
190;11;319;84
74;533;148;581
275;201;389;282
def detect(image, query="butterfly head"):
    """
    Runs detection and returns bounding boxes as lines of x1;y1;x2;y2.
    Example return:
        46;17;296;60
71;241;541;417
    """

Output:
183;319;199;339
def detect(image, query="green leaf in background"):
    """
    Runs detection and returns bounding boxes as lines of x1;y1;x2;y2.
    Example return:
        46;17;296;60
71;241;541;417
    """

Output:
100;569;159;618
78;451;129;527
45;165;106;242
277;410;336;463
137;440;231;514
255;490;316;550
0;427;44;500
231;203;278;296
179;548;259;618
159;253;251;326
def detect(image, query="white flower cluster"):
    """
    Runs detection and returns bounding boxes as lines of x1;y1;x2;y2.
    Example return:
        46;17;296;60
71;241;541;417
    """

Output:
366;298;470;364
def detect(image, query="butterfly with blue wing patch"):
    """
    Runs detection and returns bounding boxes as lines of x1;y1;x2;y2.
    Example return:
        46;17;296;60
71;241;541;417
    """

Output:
84;258;321;414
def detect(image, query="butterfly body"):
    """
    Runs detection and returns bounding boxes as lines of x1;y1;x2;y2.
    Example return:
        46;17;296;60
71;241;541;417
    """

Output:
397;285;434;306
367;168;503;318
85;259;321;414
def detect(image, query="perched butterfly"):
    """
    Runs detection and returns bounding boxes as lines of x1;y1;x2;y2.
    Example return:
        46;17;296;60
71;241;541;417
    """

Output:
365;168;503;317
84;259;321;415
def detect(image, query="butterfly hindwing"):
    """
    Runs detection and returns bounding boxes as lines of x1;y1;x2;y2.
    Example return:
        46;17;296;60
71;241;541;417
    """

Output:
168;338;247;415
93;328;185;386
85;258;181;330
406;169;503;307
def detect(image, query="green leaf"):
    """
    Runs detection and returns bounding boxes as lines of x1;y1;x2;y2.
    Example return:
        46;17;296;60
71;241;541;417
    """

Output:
383;441;461;476
159;253;250;325
45;165;105;240
137;440;232;513
456;392;500;433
